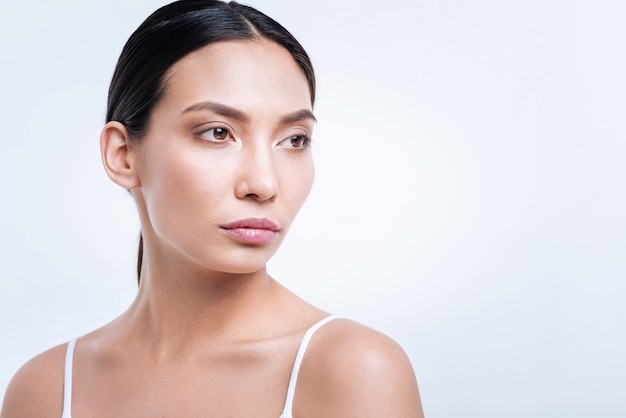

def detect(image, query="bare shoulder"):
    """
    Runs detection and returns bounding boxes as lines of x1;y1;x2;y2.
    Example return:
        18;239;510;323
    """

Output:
0;343;67;418
296;318;425;418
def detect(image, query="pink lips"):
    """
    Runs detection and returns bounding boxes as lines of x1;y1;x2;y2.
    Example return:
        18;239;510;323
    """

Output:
219;218;280;245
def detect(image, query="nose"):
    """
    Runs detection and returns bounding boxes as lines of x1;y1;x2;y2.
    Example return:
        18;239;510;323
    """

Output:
234;144;278;202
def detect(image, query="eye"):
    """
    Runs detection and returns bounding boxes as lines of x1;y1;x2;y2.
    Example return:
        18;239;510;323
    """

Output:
199;127;232;142
279;134;311;149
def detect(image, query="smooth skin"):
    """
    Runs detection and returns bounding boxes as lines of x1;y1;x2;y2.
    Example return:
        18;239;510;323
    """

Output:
1;39;424;418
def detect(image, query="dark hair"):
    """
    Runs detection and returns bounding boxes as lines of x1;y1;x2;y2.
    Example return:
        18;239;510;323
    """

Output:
106;0;316;283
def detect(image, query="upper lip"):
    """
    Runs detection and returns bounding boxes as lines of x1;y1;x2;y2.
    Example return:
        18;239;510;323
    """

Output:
220;218;280;231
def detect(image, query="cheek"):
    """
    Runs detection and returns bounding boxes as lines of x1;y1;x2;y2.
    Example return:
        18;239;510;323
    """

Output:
142;150;229;224
282;156;315;210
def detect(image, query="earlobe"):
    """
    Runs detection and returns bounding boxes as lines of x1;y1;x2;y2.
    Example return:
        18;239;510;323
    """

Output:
100;121;140;190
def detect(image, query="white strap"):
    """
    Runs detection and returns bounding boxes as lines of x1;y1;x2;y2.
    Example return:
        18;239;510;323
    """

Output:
281;315;338;418
61;319;338;418
61;338;77;418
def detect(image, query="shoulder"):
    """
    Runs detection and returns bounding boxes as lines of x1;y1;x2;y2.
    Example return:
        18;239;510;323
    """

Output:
0;342;68;418
295;317;424;418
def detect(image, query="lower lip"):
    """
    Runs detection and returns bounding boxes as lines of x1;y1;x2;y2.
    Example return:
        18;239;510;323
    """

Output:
221;228;278;245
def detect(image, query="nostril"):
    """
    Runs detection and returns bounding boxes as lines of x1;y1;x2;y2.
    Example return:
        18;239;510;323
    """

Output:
235;162;279;201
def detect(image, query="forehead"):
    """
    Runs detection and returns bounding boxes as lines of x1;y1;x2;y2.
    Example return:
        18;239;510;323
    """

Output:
160;39;312;116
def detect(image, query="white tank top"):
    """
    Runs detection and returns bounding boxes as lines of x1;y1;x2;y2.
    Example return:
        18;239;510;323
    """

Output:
61;315;338;418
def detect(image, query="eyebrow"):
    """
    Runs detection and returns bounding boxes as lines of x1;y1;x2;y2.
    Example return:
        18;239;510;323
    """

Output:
182;101;316;124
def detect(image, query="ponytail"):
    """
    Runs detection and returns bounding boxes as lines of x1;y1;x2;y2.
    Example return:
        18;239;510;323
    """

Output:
137;233;143;284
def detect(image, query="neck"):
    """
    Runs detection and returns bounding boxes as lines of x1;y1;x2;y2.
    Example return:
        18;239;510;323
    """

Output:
119;253;279;361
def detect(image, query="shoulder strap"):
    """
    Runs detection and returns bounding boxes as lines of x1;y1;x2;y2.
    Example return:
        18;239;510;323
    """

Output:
61;338;77;418
280;315;339;418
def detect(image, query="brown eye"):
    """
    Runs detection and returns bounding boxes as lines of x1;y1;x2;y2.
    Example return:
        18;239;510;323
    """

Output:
200;127;231;142
212;128;228;140
279;135;311;149
290;136;304;147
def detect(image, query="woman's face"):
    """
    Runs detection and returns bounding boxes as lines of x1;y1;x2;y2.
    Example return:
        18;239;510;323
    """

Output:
131;39;315;274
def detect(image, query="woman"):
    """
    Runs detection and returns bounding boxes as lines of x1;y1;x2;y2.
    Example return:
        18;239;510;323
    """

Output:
1;1;424;417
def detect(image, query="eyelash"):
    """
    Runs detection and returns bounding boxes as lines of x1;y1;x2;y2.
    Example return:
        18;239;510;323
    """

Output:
280;134;312;150
197;126;312;150
198;126;232;142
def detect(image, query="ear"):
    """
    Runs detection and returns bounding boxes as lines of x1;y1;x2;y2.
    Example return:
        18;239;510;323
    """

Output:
100;121;140;190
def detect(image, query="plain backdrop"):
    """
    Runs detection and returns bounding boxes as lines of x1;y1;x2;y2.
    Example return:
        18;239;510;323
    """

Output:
1;1;624;417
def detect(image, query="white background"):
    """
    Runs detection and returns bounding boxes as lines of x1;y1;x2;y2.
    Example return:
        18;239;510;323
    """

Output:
1;1;624;417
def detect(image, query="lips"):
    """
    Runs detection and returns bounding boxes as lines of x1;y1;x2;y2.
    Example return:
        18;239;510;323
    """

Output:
219;218;280;245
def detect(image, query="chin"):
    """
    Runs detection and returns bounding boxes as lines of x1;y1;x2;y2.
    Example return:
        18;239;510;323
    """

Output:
198;251;275;276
